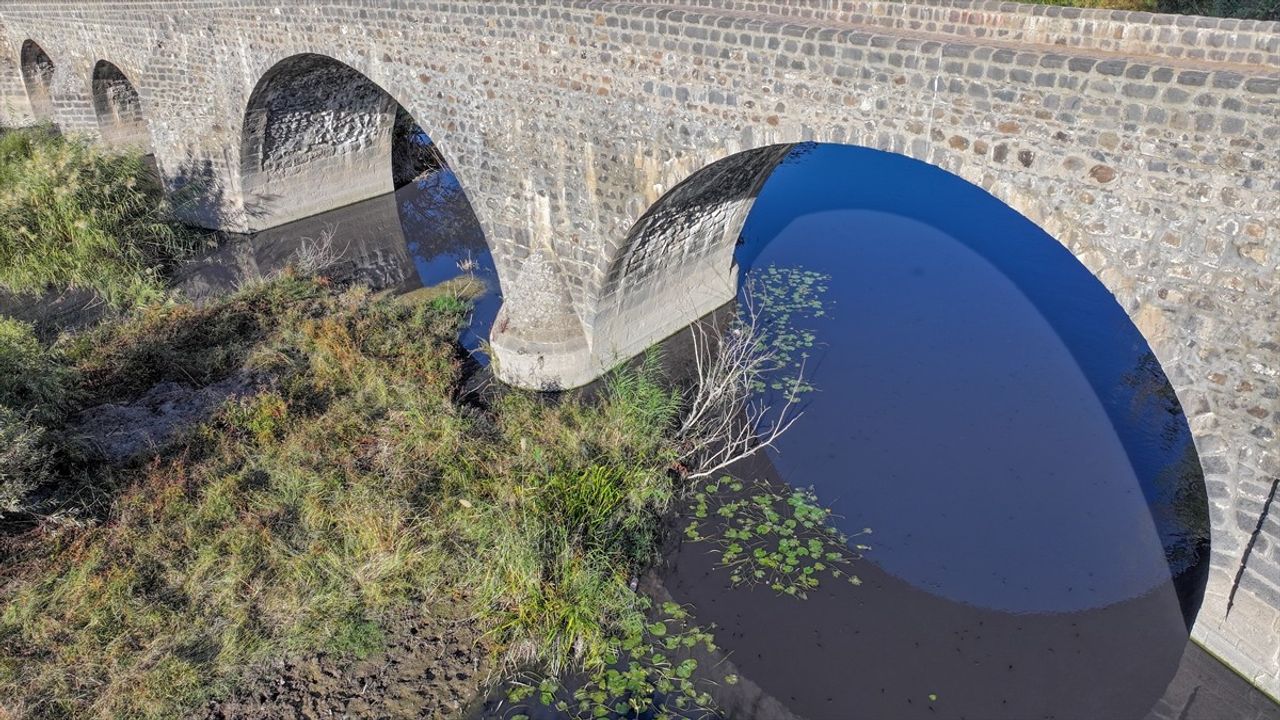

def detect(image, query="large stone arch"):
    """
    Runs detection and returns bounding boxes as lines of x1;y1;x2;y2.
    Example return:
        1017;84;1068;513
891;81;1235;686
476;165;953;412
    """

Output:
89;59;152;153
18;39;53;123
580;136;1226;637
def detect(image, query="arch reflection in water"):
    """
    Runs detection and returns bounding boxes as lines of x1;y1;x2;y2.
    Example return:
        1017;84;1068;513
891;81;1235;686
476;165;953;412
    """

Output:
661;143;1210;720
175;164;501;359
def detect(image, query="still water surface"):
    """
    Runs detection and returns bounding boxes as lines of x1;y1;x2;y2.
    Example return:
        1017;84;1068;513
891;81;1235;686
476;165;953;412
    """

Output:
659;144;1212;719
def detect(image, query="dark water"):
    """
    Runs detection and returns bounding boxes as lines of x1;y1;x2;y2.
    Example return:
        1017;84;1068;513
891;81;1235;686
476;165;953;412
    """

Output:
658;144;1218;719
174;165;501;358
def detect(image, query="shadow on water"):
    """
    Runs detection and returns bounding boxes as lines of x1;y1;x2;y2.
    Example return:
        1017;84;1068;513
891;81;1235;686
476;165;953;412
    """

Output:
172;164;501;360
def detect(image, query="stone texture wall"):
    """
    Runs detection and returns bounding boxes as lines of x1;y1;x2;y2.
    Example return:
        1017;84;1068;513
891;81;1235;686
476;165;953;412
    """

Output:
0;0;1276;699
240;54;400;230
0;18;28;124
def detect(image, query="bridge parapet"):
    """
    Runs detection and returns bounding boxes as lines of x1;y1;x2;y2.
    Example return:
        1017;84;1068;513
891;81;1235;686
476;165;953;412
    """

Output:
649;0;1280;70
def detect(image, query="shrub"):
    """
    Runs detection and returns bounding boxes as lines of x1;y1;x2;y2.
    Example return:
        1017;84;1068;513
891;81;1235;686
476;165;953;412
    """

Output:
1159;0;1279;18
0;406;53;513
0;316;73;425
0;126;197;309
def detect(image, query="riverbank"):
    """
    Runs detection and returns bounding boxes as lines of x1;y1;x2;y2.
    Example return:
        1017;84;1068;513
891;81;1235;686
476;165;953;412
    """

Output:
0;262;727;718
0;129;716;719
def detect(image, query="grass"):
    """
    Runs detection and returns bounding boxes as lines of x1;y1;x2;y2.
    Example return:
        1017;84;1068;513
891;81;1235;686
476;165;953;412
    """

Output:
0;126;198;310
0;120;722;719
0;272;691;719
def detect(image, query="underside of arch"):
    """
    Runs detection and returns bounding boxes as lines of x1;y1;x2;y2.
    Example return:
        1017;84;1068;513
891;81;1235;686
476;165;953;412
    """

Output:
19;39;54;123
492;143;794;390
91;60;152;152
592;144;795;352
239;54;399;231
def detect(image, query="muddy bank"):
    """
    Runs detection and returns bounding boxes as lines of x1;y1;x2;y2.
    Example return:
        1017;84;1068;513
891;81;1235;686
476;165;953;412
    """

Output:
70;373;262;462
198;608;493;720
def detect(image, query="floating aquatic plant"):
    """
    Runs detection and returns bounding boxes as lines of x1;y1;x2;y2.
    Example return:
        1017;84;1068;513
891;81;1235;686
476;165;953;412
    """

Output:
684;476;870;599
746;265;831;395
504;599;720;719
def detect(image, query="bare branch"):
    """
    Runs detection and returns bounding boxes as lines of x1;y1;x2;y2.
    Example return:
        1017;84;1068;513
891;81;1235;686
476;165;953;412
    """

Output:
290;224;349;277
675;281;804;482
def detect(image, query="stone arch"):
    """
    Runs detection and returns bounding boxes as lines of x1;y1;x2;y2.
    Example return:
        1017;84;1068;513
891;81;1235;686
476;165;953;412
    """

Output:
240;52;454;232
90;60;152;153
19;39;54;123
587;138;1212;612
588;145;797;372
492;144;802;391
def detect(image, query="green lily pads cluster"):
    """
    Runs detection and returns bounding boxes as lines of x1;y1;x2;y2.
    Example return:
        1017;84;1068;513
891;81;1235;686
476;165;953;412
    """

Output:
505;600;720;719
684;476;870;599
749;265;831;395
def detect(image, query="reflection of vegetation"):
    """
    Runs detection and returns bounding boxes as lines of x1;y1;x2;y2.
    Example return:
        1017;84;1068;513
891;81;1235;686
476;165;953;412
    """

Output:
0;126;197;309
749;265;831;395
1124;351;1187;448
505;600;720;719
685;476;869;598
1121;350;1210;576
391;107;446;188
1157;443;1212;577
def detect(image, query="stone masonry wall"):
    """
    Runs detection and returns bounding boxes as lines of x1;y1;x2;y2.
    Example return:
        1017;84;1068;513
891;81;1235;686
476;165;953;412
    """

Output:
0;0;1276;698
240;54;399;230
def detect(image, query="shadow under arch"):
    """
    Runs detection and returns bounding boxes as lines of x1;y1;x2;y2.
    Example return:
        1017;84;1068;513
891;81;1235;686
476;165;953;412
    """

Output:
238;52;474;236
19;39;54;123
89;59;154;154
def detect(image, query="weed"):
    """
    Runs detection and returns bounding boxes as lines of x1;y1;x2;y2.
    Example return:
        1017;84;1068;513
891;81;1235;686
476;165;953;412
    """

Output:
749;265;830;396
0;316;74;424
0;406;53;513
0;126;199;309
504;600;720;719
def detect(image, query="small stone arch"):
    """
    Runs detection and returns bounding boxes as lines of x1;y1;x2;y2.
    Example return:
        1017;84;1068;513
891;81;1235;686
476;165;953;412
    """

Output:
19;39;54;123
240;53;425;231
90;60;153;153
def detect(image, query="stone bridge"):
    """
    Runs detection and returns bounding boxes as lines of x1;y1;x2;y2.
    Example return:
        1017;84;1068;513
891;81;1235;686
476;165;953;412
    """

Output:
0;0;1277;700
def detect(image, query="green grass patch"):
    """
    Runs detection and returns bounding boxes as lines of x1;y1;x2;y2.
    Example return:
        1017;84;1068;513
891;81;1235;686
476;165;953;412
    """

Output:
0;275;696;719
0;126;199;310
